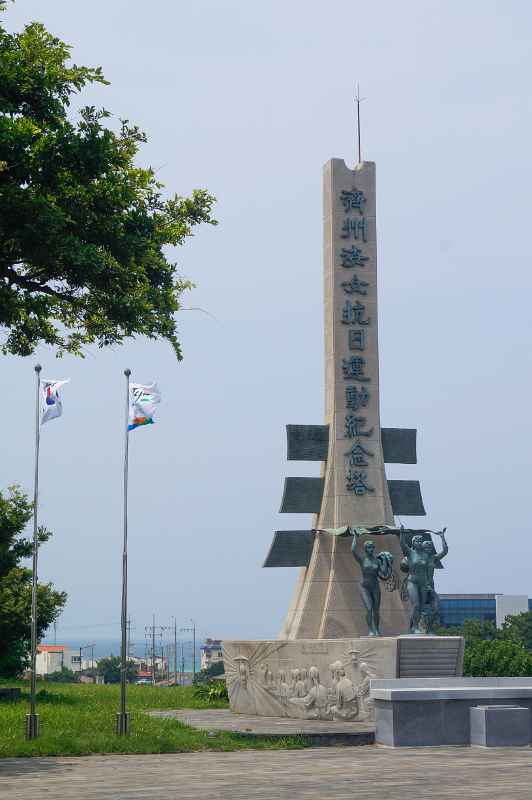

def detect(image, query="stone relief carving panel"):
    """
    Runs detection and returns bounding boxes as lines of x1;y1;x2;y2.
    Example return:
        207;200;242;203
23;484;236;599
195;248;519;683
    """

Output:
223;637;397;721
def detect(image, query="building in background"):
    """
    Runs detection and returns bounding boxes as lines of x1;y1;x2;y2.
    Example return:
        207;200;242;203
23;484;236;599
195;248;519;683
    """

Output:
200;638;223;671
36;645;73;675
439;594;532;628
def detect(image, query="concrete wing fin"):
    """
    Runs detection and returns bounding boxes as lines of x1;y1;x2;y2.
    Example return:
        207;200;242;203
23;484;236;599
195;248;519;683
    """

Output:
387;480;426;516
263;530;316;567
286;425;329;461
279;477;325;513
381;428;417;464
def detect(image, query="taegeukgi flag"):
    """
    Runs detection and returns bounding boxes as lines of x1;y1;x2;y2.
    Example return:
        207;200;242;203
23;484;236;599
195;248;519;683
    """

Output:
128;383;161;431
40;379;70;425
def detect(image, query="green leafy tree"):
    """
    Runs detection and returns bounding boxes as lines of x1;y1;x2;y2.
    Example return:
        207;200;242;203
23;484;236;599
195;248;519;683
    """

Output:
435;618;499;647
0;5;216;358
97;655;138;684
501;612;532;651
0;484;66;677
464;639;532;678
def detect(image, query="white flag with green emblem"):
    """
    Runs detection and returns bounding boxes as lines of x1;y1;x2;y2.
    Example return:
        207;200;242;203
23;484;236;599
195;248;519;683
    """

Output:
128;383;161;431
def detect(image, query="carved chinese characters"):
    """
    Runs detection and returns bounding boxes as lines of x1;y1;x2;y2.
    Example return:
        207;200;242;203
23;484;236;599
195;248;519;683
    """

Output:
340;185;375;498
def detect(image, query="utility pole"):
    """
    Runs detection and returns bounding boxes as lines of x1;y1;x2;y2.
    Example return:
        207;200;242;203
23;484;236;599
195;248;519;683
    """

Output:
144;617;170;685
180;620;196;684
180;641;185;686
79;643;95;678
152;613;155;684
173;617;177;687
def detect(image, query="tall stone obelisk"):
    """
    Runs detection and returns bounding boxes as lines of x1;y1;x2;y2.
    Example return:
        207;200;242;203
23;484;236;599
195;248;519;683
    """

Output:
280;159;410;639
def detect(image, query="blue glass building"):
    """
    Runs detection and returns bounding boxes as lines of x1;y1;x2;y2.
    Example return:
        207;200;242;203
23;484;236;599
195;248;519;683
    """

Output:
439;594;532;628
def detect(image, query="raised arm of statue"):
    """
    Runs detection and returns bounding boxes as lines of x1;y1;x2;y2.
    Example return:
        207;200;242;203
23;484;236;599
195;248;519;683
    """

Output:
434;528;448;562
351;533;363;565
399;527;411;558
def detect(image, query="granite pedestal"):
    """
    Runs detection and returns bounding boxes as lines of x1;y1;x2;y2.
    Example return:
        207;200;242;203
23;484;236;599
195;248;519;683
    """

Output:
470;705;530;748
372;678;532;746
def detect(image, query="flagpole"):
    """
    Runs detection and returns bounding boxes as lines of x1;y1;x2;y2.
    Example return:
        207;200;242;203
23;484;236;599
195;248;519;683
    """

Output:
26;364;41;740
117;368;131;735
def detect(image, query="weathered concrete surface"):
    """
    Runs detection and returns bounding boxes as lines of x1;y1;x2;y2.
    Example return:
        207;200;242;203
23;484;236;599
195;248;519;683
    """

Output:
1;747;532;799
149;708;374;746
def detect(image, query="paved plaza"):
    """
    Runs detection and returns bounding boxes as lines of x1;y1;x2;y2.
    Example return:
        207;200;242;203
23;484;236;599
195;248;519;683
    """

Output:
1;746;531;799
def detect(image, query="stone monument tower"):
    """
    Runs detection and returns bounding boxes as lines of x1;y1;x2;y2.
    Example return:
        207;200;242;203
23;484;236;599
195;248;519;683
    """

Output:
264;159;427;639
222;157;464;722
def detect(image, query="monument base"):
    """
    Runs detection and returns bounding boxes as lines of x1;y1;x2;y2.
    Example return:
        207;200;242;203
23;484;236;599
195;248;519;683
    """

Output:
371;678;532;746
222;635;463;722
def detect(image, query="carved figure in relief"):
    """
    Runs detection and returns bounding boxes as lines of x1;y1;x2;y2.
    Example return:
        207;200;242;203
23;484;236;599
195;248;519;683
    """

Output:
356;661;375;719
288;666;330;720
234;655;250;689
259;663;268;687
328;660;343;703
278;669;290;703
294;669;306;698
289;668;300;697
351;532;394;636
330;666;359;720
300;667;311;694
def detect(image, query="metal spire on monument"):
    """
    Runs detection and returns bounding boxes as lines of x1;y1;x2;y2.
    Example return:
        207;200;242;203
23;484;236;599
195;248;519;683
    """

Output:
264;92;427;639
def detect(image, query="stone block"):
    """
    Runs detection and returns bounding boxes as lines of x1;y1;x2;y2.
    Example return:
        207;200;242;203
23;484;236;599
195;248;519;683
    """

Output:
470;705;530;747
372;678;532;746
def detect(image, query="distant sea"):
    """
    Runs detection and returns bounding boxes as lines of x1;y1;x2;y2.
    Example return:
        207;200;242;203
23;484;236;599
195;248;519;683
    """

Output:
40;639;201;671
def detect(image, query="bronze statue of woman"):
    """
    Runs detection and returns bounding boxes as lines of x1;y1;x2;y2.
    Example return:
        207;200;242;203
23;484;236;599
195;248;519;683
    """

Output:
400;528;447;634
351;534;393;636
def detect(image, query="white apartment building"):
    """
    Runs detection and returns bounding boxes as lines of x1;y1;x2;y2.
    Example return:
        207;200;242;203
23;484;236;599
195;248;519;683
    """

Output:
36;644;73;675
200;638;223;671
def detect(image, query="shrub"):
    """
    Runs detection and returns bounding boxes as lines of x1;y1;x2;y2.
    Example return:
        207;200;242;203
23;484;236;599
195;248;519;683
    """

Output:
193;680;228;703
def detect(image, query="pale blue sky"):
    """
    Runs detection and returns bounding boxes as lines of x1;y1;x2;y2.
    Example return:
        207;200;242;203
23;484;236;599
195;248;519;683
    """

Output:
2;1;532;646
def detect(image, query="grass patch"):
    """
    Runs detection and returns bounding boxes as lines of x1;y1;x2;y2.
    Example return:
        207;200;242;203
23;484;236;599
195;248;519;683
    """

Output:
0;681;309;757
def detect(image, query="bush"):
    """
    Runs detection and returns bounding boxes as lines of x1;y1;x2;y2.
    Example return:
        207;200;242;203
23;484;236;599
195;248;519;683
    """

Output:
193;680;228;703
43;667;79;683
464;639;532;677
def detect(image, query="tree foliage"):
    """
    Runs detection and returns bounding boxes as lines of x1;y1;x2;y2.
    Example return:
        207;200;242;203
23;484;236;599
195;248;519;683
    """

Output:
0;484;66;677
464;639;532;678
194;659;225;684
435;619;498;647
0;7;216;358
96;655;138;684
437;612;532;677
501;612;532;651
